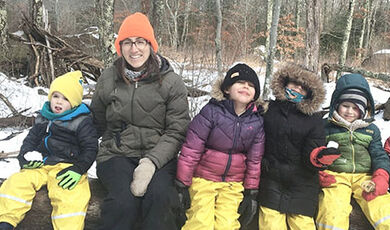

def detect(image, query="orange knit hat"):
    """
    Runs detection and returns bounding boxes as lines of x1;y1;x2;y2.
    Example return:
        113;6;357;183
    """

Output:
115;12;158;56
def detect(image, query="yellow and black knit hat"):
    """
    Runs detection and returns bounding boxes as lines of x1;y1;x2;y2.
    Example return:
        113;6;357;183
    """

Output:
48;71;84;108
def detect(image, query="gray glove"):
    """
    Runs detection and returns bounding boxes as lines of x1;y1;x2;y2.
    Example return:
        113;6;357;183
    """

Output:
130;158;156;197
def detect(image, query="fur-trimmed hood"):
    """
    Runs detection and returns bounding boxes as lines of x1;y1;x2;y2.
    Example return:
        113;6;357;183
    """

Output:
210;76;265;108
271;63;325;115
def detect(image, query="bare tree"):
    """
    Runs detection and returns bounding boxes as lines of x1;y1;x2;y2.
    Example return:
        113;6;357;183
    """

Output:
264;0;274;62
337;0;356;79
358;0;369;60
96;0;116;68
215;0;223;77
31;0;43;27
263;0;282;99
365;0;378;51
304;0;322;74
180;0;192;46
294;0;304;60
0;0;8;53
151;0;164;45
165;0;179;49
364;0;373;50
296;0;303;29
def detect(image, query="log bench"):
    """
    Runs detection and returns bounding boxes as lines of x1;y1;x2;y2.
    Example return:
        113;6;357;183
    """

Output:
0;179;373;230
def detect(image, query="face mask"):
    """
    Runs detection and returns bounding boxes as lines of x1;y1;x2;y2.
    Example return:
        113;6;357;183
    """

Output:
285;87;306;103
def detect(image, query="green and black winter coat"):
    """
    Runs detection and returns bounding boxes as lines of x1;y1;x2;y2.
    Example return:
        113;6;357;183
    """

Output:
90;56;190;169
258;63;326;217
325;73;390;175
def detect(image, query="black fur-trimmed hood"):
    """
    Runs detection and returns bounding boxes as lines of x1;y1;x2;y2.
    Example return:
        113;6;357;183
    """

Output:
271;63;325;115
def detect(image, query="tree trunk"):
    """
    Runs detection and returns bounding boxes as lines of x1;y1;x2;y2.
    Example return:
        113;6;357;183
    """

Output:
337;0;356;79
165;0;179;50
263;0;282;100
151;0;164;45
0;0;8;54
31;0;43;28
215;0;223;77
96;0;116;68
364;0;373;50
294;0;303;60
367;1;378;51
358;0;369;61
180;0;192;47
243;0;249;56
304;0;322;75
321;63;390;82
264;0;274;63
296;0;303;29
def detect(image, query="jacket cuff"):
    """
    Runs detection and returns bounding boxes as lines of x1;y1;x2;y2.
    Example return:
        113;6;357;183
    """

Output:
309;146;327;168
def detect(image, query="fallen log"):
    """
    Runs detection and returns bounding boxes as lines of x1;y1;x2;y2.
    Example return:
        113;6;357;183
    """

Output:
321;63;390;82
0;178;374;230
0;115;34;128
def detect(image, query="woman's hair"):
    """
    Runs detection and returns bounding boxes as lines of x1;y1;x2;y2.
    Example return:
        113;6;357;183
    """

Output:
115;46;160;83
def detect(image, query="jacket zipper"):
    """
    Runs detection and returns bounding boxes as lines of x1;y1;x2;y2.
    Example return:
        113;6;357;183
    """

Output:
130;81;137;123
44;121;53;155
130;81;144;156
222;119;240;181
350;129;356;173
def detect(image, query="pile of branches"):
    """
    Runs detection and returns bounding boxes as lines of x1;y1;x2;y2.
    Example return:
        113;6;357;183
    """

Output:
9;15;104;87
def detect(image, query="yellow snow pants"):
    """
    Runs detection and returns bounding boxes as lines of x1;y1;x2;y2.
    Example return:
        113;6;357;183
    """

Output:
316;170;390;230
0;163;90;230
258;205;316;230
182;177;244;230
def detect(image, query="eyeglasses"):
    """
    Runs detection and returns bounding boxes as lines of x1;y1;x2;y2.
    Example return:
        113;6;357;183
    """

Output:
121;39;148;50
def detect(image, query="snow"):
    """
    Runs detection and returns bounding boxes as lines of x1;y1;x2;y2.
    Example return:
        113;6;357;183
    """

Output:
1;66;390;179
374;49;390;55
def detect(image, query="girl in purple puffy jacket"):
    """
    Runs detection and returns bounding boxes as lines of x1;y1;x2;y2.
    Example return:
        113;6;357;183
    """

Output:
176;63;265;230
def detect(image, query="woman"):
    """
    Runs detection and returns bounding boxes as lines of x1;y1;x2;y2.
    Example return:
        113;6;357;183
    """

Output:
91;12;190;230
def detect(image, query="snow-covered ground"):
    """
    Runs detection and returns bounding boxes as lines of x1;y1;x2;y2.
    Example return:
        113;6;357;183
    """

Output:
1;66;390;179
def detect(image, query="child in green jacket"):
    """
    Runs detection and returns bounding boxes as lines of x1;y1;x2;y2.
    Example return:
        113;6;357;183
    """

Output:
316;73;390;230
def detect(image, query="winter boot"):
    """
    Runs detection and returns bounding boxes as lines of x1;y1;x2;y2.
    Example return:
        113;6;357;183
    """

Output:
0;222;14;230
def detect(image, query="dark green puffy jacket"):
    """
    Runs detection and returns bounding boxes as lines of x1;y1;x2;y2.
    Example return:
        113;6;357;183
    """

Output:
326;73;390;175
325;119;390;174
91;56;190;169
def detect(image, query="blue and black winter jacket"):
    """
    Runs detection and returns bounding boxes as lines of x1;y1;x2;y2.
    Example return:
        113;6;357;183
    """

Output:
17;102;98;174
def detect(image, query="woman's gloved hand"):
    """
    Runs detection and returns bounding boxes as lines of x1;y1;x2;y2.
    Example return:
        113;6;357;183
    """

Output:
130;158;156;197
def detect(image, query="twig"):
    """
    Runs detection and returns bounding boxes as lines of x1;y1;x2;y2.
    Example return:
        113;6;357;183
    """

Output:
0;92;19;116
28;34;40;86
0;150;19;159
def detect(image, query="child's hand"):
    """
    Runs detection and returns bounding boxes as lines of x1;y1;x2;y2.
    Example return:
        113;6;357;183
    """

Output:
175;179;190;210
56;165;82;190
362;169;389;201
319;171;336;187
238;189;258;227
310;146;341;168
316;147;342;166
23;160;44;169
21;151;46;169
